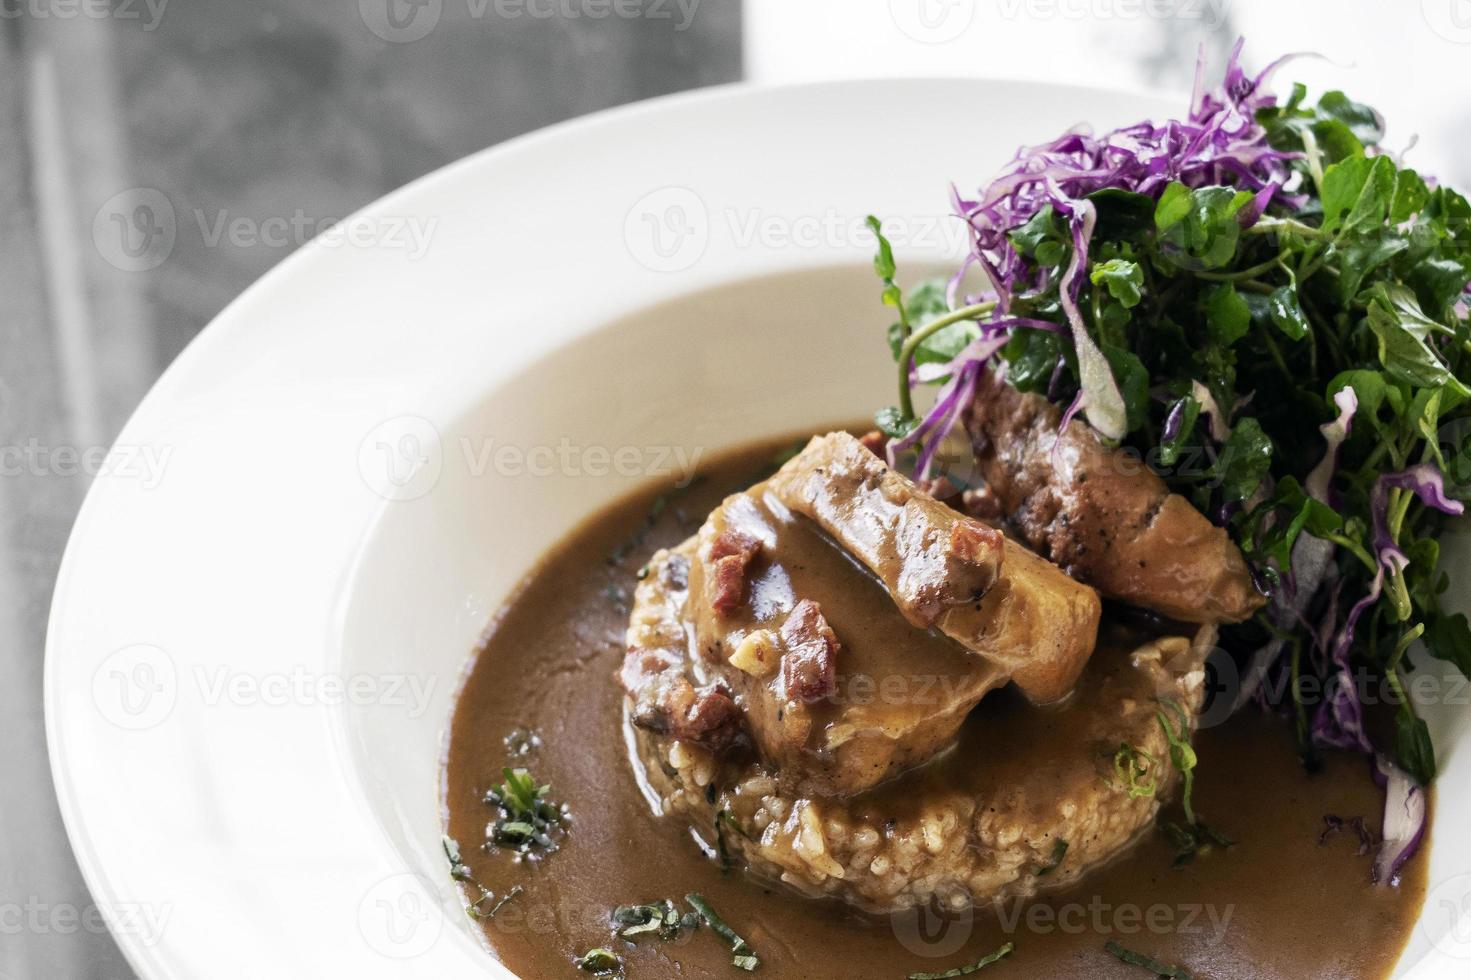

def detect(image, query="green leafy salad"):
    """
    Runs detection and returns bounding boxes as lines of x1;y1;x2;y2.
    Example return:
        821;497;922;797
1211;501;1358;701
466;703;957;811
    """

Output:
867;40;1470;885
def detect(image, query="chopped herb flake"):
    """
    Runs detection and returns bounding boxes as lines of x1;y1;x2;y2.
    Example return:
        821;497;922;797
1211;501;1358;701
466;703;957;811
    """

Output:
1104;940;1193;979
715;809;746;872
1034;839;1070;876
485;766;564;855
1155;702;1198;824
906;942;1015;978
576;948;622;975
686;893;760;971
1114;743;1158;800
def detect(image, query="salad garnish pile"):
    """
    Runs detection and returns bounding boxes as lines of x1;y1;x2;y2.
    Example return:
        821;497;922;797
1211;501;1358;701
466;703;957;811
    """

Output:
870;40;1470;884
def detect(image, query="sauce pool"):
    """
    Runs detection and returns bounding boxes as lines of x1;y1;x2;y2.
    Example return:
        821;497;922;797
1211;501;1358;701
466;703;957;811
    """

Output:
444;437;1427;980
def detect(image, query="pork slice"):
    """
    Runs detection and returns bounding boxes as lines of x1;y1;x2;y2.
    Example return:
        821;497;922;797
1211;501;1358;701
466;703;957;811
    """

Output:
764;431;1100;704
964;370;1266;624
689;492;1008;798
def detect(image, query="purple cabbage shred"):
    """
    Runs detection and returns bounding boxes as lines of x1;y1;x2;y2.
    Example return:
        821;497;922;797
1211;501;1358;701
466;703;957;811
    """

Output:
898;39;1301;472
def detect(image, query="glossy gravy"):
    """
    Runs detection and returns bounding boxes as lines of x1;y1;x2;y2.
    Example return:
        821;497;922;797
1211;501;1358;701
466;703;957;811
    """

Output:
444;438;1427;979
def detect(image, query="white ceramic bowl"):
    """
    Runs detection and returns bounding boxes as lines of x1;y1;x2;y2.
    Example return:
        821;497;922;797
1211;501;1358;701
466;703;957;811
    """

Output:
45;78;1471;979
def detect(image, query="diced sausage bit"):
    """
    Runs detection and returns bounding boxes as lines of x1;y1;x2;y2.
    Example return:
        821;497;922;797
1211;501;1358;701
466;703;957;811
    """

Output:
675;688;745;752
948;518;1004;568
780;599;840;704
707;528;762;615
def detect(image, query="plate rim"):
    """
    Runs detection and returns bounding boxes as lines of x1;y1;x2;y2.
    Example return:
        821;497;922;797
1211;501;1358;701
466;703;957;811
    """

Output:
45;72;1458;980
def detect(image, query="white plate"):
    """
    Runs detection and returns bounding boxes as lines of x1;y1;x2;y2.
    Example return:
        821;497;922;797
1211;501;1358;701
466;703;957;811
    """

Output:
46;78;1471;979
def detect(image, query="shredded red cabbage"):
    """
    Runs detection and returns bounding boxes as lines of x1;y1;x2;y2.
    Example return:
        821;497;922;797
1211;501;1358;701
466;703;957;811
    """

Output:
1372;755;1428;886
904;39;1301;465
1313;467;1464;753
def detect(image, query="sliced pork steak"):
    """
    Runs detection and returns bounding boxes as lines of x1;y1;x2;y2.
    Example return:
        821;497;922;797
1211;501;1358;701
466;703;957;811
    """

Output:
964;369;1266;624
764;431;1101;704
686;493;1009;798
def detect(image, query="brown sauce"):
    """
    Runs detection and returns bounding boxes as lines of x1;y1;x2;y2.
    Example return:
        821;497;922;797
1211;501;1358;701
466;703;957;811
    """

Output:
443;436;1427;979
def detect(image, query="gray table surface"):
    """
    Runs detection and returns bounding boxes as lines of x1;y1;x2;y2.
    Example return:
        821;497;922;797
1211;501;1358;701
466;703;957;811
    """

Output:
0;3;739;977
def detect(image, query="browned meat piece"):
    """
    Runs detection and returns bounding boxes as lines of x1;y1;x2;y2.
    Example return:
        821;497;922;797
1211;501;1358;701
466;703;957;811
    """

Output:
964;370;1266;624
618;553;747;755
765;433;1005;628
680;436;1099;796
765;431;1099;704
682;510;1008;797
779;599;840;704
705;527;761;615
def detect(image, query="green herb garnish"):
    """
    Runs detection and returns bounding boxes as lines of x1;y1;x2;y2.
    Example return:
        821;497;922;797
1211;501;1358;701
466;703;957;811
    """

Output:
1155;702;1198;824
906;942;1015;978
486;766;564;854
576;948;622;975
442;835;520;920
1113;743;1158;800
1104;940;1193;979
612;900;697;940
1158;814;1235;868
686;893;759;971
715;809;746;872
1034;839;1069;877
866;47;1471;804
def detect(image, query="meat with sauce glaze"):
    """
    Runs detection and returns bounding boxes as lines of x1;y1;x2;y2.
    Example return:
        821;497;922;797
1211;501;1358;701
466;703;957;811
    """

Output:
963;369;1266;624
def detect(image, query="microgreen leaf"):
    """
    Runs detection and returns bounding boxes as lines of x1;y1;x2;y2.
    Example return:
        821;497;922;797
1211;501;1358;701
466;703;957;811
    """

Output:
1214;417;1273;503
1206;282;1253;345
1091;258;1145;308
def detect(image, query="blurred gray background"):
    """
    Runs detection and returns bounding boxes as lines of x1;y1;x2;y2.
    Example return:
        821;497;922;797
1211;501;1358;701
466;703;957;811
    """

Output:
6;1;1467;976
0;2;739;977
